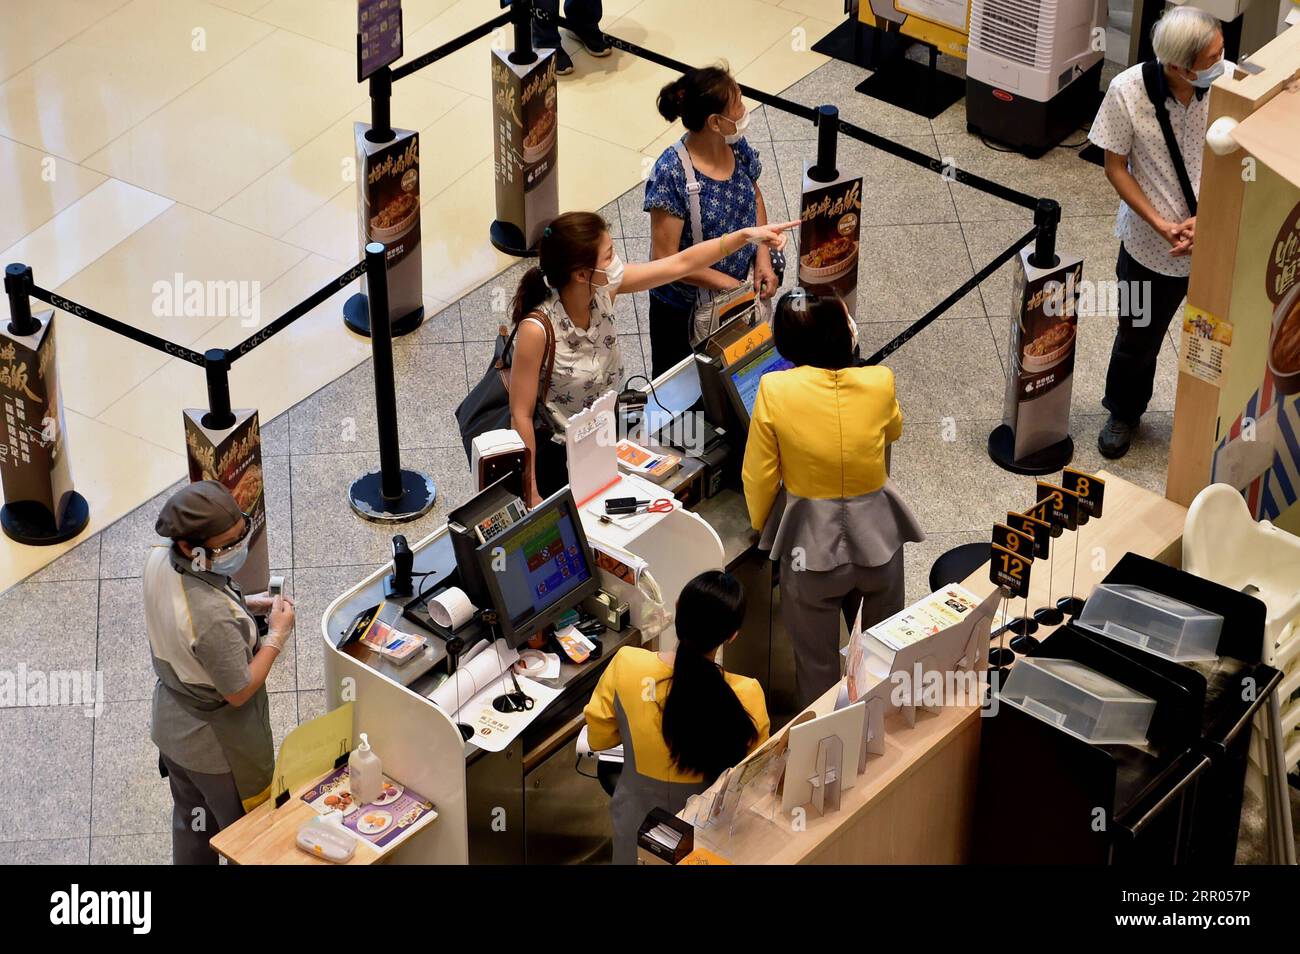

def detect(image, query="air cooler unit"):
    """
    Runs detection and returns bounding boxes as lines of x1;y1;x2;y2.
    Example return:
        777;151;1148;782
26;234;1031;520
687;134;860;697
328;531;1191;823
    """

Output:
966;0;1108;154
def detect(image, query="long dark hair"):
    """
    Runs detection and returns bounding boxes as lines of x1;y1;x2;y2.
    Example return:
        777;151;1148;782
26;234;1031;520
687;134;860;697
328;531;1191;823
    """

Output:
510;211;608;325
661;571;758;780
772;289;855;370
656;65;737;132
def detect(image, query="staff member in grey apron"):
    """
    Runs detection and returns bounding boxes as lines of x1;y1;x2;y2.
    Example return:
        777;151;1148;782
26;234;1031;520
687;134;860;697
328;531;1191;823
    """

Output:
145;481;295;865
743;291;925;709
583;571;769;863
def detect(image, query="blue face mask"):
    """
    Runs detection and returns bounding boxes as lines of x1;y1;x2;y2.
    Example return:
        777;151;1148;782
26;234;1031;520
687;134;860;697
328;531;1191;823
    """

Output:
1188;57;1225;89
211;540;250;576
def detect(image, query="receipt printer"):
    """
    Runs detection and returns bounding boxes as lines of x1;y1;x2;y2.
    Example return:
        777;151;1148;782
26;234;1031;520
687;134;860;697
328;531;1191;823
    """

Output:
471;429;529;496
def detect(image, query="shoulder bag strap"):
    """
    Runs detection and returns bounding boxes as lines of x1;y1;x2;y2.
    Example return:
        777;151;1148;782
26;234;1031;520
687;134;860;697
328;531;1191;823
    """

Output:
672;139;711;311
501;310;557;398
1141;61;1198;217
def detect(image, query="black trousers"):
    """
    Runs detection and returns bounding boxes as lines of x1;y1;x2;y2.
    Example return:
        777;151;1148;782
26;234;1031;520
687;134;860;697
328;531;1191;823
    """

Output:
1103;244;1189;424
160;753;245;865
648;295;693;379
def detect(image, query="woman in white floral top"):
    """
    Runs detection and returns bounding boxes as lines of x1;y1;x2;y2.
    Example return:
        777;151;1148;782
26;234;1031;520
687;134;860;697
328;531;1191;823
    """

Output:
508;211;795;505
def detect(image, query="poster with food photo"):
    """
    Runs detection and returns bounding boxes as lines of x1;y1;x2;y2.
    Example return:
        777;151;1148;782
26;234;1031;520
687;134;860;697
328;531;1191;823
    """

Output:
798;172;862;315
0;316;77;525
1208;163;1300;532
999;250;1083;460
184;409;268;592
492;48;559;250
361;133;420;272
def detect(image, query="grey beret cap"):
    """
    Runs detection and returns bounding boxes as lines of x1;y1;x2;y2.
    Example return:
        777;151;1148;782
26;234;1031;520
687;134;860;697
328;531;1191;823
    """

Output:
156;480;242;541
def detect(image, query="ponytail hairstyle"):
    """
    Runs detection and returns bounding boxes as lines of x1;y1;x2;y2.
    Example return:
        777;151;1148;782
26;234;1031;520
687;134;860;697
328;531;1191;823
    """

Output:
661;570;758;781
772;289;855;371
510;211;609;325
656;64;738;132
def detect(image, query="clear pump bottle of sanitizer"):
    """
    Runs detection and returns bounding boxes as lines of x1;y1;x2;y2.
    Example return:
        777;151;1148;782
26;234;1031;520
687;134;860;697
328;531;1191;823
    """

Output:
349;732;382;803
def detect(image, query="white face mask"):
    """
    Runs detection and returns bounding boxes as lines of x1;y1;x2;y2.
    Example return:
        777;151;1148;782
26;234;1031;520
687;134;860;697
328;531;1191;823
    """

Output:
717;108;750;145
592;252;625;295
1188;57;1225;88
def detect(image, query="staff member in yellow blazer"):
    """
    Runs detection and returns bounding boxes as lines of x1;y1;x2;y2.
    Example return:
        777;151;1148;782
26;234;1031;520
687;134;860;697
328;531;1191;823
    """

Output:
584;571;769;864
145;481;295;864
742;290;925;709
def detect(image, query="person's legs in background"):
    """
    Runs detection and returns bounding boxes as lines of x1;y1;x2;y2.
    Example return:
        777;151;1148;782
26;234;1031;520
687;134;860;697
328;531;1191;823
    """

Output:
564;0;608;56
648;295;693;379
531;0;572;73
1099;245;1188;458
532;0;607;73
780;561;857;710
160;754;246;865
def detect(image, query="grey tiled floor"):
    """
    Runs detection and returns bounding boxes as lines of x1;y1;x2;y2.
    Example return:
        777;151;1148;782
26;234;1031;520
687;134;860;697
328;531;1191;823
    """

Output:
2;52;1285;865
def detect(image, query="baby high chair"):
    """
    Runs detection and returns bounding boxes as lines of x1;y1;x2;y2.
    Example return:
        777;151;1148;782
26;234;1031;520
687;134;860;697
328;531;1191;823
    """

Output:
1184;483;1300;864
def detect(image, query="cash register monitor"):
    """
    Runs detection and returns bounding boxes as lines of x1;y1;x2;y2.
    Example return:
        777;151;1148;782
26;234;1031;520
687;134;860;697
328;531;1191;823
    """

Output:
724;336;794;427
475;488;600;647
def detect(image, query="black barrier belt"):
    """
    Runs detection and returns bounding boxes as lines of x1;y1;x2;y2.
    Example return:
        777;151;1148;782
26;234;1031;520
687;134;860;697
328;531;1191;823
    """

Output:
547;13;1037;211
544;12;820;121
835;121;1038;211
863;225;1038;365
27;286;207;367
391;9;513;81
228;260;369;361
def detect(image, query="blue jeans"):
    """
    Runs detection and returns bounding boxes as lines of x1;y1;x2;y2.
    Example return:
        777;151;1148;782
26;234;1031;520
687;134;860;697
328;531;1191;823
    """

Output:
532;0;603;48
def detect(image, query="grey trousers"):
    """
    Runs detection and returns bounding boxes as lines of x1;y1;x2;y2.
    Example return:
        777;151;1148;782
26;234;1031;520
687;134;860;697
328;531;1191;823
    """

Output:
780;549;906;710
160;753;246;865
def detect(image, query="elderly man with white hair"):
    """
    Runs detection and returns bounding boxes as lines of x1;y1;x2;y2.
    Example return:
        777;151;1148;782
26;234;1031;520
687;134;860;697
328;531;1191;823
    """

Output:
1088;5;1227;459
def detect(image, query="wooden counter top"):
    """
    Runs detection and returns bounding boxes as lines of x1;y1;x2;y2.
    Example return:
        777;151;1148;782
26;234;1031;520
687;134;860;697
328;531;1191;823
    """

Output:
684;472;1188;864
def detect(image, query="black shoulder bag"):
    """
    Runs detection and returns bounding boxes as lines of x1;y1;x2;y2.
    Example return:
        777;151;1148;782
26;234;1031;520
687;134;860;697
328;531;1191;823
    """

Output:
454;311;557;462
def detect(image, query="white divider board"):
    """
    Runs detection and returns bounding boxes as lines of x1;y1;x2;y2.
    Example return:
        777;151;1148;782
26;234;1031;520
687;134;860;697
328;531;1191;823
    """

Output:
582;476;724;653
322;528;469;865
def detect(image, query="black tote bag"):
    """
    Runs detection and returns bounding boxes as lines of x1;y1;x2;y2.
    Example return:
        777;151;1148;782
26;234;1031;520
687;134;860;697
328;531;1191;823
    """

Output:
454;311;557;463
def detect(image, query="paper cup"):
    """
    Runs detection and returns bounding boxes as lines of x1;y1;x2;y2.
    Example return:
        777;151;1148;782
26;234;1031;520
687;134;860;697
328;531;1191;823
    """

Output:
429;586;476;630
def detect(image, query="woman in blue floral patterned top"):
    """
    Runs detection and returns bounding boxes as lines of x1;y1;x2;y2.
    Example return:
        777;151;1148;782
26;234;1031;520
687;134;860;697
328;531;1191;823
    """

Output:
644;66;779;376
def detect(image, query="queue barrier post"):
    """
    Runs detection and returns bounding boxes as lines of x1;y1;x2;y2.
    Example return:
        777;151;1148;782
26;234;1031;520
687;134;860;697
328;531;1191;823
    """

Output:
510;0;537;65
201;349;237;431
368;65;395;144
1030;198;1061;270
4;263;39;337
810;104;840;183
348;242;437;523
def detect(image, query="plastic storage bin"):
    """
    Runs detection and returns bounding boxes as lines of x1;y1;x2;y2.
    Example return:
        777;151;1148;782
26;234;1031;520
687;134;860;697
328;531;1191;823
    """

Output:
1076;584;1222;662
999;657;1157;745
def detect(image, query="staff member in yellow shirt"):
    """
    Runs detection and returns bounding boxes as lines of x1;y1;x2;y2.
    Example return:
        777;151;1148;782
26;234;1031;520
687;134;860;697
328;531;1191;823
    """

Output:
742;290;925;709
584;571;769;864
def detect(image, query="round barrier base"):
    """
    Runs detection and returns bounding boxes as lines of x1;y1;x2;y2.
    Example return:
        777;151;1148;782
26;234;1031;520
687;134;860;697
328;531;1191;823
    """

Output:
1033;605;1065;626
987;424;1074;476
988;647;1016;668
1009;633;1041;655
1056;595;1086;617
490;220;537;258
1;493;90;546
348;469;437;523
1008;616;1039;636
343;292;424;338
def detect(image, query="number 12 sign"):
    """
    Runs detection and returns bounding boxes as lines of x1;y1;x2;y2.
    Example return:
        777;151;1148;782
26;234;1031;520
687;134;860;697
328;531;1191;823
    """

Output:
990;542;1032;598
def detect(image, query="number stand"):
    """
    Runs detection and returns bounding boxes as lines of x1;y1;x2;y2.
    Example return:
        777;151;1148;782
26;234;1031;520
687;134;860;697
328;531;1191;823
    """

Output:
1032;604;1064;626
988;645;1016;668
1056;595;1086;618
1007;611;1040;655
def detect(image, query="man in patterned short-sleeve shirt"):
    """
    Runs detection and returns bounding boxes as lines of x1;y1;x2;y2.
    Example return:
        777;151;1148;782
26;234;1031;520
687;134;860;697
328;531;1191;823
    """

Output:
1088;6;1226;459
